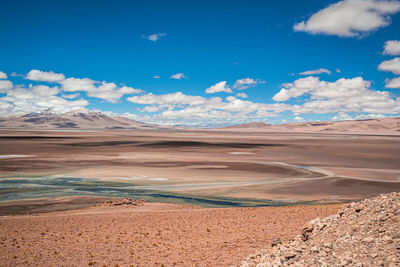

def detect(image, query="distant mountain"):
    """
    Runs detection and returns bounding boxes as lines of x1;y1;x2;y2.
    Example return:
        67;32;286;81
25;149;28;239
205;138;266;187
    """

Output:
221;117;400;134
226;121;270;128
0;108;152;129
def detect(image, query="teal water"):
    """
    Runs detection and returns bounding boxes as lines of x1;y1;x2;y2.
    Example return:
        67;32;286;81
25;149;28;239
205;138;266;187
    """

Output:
0;176;290;208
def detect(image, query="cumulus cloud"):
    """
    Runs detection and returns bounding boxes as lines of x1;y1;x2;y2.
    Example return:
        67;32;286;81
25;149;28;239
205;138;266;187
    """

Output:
58;76;143;103
127;92;207;106
153;75;160;79
383;40;400;55
142;33;166;41
31;84;59;96
26;69;65;82
170;73;187;80
385;77;400;88
332;112;353;121
355;113;386;119
60;77;95;92
273;76;400;115
299;68;331;75
0;71;7;79
294;116;305;122
273;76;322;101
378;57;400;74
125;90;288;126
0;80;13;92
233;78;265;90
0;84;89;116
205;81;232;94
62;93;80;99
141;106;160;113
236;92;248;98
293;0;400;37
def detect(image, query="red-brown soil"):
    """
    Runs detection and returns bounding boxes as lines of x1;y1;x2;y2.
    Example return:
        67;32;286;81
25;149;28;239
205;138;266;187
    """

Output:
0;202;341;267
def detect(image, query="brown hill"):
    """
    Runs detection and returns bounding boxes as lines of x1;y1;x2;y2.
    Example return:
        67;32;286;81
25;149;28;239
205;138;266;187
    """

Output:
222;117;400;135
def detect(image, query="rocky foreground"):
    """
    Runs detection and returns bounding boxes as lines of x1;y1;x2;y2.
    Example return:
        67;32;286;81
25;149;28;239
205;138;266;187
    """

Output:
95;198;146;207
238;192;400;267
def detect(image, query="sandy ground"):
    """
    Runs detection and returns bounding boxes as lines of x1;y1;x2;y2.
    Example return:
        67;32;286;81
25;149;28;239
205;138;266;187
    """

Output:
0;201;341;267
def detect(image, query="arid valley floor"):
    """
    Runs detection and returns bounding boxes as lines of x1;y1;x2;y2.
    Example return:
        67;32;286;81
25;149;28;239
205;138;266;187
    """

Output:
0;129;399;266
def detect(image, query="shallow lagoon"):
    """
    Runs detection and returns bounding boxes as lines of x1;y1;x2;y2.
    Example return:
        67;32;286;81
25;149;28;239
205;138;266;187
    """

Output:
0;176;291;208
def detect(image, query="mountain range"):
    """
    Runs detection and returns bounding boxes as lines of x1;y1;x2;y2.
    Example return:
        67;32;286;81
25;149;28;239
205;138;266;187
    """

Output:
0;109;399;134
0;109;154;130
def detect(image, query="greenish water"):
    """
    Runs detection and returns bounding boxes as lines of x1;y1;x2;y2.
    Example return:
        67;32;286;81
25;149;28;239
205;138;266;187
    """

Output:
0;176;294;208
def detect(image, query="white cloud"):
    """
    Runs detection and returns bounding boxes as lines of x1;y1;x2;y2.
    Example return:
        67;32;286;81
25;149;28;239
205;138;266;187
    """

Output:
26;69;65;82
142;33;166;41
0;71;7;79
293;0;400;37
378;57;400;75
299;68;331;75
0;80;13;92
125;90;288;126
153;75;160;79
236;92;248;98
30;84;59;96
274;76;400;115
385;77;400;88
141;106;160;113
383;40;400;55
62;93;80;99
233;78;265;90
60;77;95;92
332;112;353;121
273;76;321;101
127;92;208;106
60;77;143;103
0;69;142;116
225;96;237;102
355;113;386;119
294;116;305;122
0;84;89;116
10;72;23;77
336;68;342;73
205;81;232;94
170;73;187;80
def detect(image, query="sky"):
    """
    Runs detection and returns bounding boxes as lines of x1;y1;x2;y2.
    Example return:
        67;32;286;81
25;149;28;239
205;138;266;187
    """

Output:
1;0;400;126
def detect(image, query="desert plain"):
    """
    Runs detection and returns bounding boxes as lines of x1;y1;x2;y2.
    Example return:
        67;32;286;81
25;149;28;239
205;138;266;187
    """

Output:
0;128;399;266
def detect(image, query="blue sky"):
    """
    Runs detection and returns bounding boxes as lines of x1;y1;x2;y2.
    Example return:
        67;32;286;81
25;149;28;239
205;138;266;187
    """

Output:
1;0;400;125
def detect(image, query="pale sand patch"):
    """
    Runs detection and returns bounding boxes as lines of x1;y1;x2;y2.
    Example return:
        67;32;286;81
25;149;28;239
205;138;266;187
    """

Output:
108;175;147;180
147;177;168;181
0;154;35;159
229;152;255;155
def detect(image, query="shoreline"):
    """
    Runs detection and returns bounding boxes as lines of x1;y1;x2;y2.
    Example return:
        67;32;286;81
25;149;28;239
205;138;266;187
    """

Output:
0;194;349;216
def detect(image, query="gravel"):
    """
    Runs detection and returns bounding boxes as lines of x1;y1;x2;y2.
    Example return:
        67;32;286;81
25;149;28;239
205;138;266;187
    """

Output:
237;192;400;267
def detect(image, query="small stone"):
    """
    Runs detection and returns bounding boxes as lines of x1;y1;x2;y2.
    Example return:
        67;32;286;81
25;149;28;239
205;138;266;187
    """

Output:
370;253;378;258
392;232;400;239
310;246;319;253
382;235;392;242
284;251;296;260
271;238;282;247
362;237;374;243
